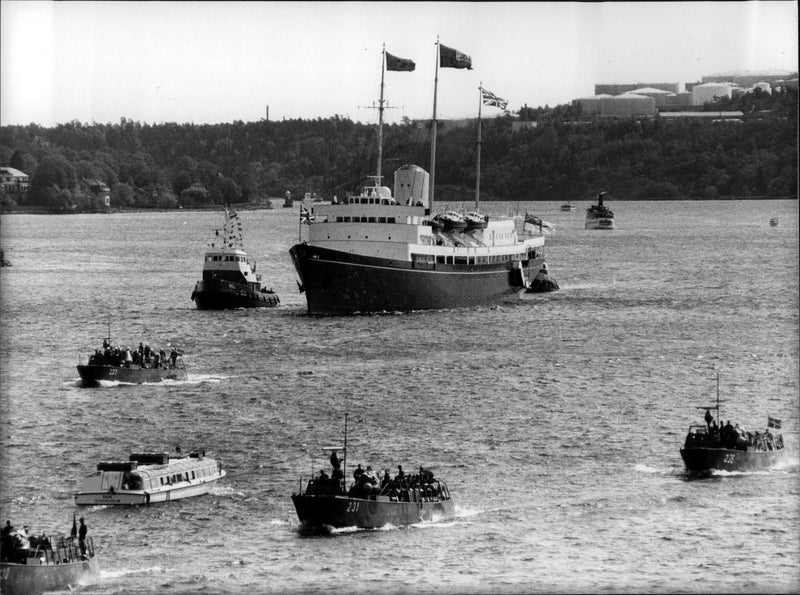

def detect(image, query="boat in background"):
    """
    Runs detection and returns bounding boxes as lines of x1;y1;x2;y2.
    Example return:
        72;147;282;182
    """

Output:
585;191;615;230
291;414;455;530
290;45;553;315
75;449;225;505
0;249;11;267
76;324;187;386
770;218;779;227
1;523;100;595
679;371;792;474
560;202;576;212
191;207;280;309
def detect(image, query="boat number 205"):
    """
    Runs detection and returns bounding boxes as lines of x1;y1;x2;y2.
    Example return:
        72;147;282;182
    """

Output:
346;501;360;513
723;453;736;464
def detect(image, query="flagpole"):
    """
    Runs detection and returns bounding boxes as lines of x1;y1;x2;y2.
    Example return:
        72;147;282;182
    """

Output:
378;44;386;182
475;84;482;210
429;37;439;211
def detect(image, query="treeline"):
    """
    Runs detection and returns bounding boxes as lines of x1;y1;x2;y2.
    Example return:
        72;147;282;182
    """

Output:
1;87;796;212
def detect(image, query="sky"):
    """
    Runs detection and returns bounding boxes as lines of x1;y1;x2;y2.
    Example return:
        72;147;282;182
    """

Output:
1;1;797;127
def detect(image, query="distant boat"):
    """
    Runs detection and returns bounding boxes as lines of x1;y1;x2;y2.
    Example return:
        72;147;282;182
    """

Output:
679;371;792;474
191;207;280;309
76;323;187;386
560;202;576;212
291;414;456;530
585;191;615;230
75;449;225;505
770;218;779;227
0;249;10;266
0;525;100;595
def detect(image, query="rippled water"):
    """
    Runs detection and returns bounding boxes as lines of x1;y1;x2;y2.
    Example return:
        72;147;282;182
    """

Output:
1;200;798;594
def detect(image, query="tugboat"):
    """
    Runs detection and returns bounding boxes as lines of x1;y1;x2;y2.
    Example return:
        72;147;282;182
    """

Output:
0;519;100;595
191;207;280;309
680;371;792;474
525;262;560;293
291;414;456;530
289;45;552;316
585;191;615;230
76;324;187;386
75;448;225;505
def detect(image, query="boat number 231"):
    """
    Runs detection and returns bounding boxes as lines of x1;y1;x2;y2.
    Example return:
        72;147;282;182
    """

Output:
346;501;360;513
723;453;735;464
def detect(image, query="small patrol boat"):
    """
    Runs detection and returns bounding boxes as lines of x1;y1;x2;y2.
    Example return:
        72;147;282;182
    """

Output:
291;414;456;530
680;372;792;474
74;449;225;505
76;324;187;386
585;191;615;230
191;207;280;309
0;522;100;595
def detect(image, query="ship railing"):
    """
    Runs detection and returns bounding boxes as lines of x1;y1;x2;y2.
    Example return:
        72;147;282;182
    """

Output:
21;536;95;565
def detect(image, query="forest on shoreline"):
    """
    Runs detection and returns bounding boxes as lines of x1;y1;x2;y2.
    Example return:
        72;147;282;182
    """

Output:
1;87;796;213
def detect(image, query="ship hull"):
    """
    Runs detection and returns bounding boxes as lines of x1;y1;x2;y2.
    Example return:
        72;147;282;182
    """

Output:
585;218;615;230
680;446;793;474
75;475;224;506
0;557;100;595
76;364;188;386
290;243;544;315
191;280;279;310
292;494;455;529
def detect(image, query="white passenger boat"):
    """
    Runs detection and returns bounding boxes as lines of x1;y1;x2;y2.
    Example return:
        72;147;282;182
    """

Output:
74;450;225;506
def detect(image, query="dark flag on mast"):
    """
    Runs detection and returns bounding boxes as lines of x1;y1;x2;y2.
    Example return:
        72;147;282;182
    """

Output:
386;52;415;72
71;514;78;539
440;44;472;69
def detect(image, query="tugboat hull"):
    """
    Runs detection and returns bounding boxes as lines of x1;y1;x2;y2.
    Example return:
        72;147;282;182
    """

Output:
77;364;188;386
680;446;793;474
290;243;544;315
191;280;279;310
292;494;455;529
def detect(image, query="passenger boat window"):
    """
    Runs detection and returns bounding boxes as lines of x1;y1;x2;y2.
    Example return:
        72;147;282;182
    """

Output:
160;478;164;485
387;217;396;223
368;217;376;223
191;471;195;479
437;256;445;264
455;257;468;265
378;217;386;223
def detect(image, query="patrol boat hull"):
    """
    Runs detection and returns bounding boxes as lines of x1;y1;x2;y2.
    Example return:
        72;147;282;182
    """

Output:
292;494;456;529
191;280;279;310
290;243;544;316
77;364;187;386
0;558;100;595
680;446;793;474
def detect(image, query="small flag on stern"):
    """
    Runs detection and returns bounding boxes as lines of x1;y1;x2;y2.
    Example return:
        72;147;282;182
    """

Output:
481;88;508;111
386;52;416;72
440;44;472;69
768;416;782;429
300;206;315;225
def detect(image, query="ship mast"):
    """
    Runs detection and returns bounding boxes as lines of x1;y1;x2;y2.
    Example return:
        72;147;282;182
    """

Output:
429;37;440;211
377;46;386;182
475;84;483;210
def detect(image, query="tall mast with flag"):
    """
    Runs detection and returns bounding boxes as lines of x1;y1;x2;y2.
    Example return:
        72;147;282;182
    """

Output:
476;85;508;210
429;39;472;211
380;46;415;182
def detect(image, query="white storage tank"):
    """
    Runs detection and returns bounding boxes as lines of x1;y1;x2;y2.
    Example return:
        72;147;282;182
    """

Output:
753;82;772;93
693;83;733;105
601;93;656;116
394;164;429;207
631;87;672;107
573;94;612;115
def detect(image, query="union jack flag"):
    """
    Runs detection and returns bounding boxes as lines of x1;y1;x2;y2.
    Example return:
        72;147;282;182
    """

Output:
300;206;315;225
481;87;508;111
768;416;782;429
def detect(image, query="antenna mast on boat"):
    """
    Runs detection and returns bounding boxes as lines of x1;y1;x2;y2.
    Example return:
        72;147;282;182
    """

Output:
429;37;440;211
475;83;483;211
342;412;348;493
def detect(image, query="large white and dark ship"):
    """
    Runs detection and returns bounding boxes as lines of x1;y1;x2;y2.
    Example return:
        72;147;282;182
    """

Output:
290;44;553;316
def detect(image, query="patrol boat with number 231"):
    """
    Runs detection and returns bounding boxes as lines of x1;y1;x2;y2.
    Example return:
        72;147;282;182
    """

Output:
290;43;552;315
291;414;455;529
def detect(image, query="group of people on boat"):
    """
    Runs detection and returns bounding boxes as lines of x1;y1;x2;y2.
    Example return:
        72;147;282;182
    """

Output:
87;339;181;370
307;450;445;502
0;518;88;564
695;410;784;451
